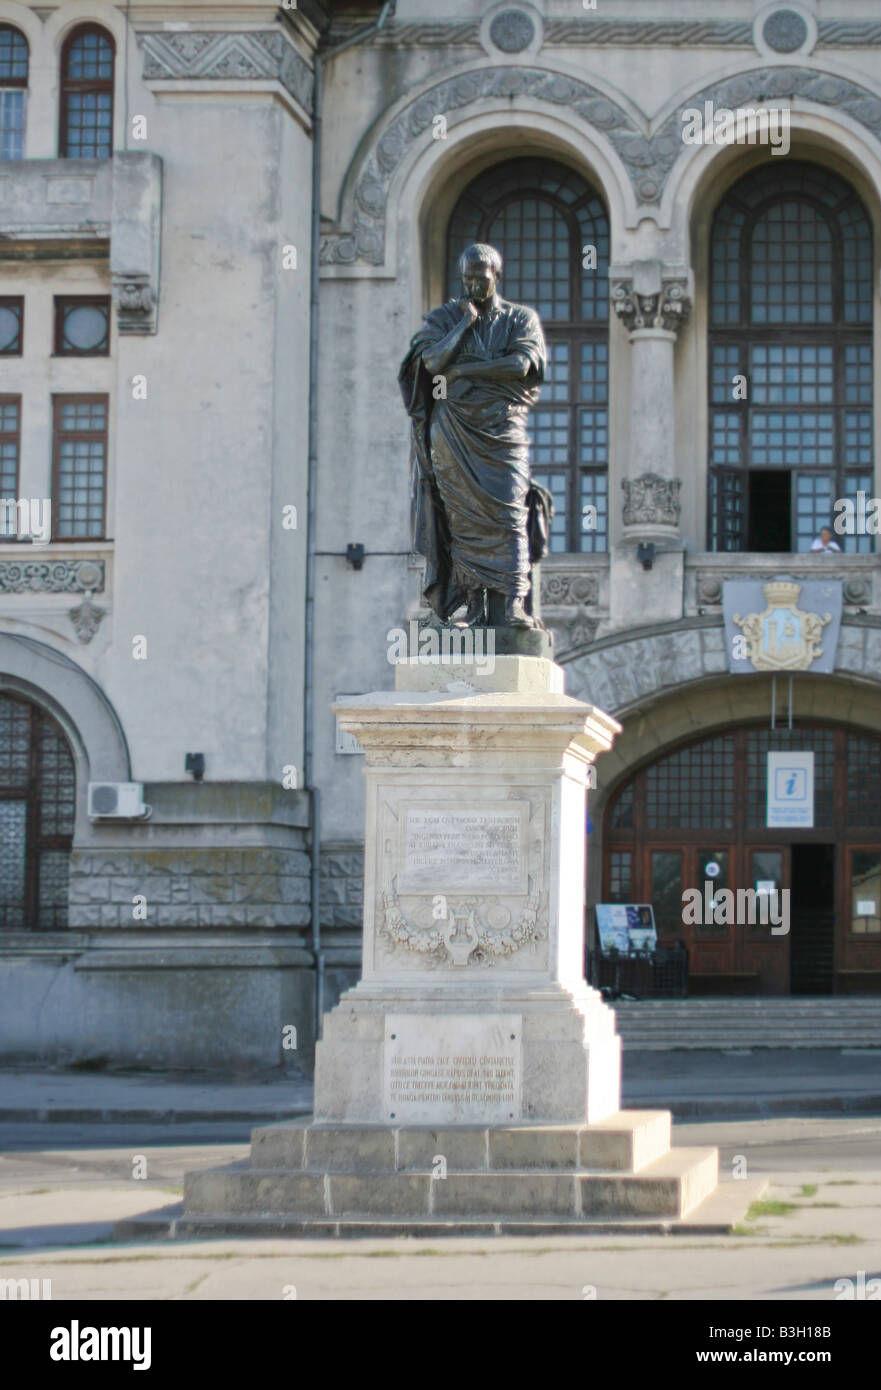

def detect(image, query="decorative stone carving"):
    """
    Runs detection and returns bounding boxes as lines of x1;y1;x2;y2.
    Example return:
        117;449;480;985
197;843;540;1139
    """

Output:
140;31;313;113
329;19;881;50
68;592;105;644
697;569;872;610
541;572;599;607
697;575;724;606
622;473;682;528
611;277;691;334
489;9;537;54
328;21;482;47
0;559;105;594
320;67;651;265
762;10;809;54
322;62;881;267
818;22;881;46
844;577;871;605
547;615;599;654
545;20;753;45
380;891;547;968
330;19;754;47
113;276;155;334
651;68;881;201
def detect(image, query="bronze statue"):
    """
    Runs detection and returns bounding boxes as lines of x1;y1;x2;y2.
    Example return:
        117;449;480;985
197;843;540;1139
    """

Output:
399;243;551;629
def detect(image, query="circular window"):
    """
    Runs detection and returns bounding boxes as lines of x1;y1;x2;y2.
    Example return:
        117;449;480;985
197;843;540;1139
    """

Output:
62;303;108;352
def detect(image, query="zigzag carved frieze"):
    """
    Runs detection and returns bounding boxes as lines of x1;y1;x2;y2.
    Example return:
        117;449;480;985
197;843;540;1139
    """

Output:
139;31;313;113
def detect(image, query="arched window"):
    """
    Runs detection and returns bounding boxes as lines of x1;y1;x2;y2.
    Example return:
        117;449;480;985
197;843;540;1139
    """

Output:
0;695;75;930
446;158;610;552
709;162;873;553
59;24;114;158
0;25;28;159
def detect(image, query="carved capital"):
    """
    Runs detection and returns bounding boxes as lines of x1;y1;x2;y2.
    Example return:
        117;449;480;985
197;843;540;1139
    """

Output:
611;277;691;335
622;472;682;528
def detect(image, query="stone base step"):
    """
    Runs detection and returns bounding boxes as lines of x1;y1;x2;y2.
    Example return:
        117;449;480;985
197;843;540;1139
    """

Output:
250;1111;672;1174
113;1179;765;1241
184;1146;718;1223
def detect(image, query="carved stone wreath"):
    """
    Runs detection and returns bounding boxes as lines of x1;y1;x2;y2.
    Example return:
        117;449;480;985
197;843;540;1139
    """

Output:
379;891;547;968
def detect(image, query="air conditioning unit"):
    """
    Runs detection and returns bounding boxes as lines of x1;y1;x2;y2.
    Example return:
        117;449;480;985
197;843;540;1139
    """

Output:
88;782;150;820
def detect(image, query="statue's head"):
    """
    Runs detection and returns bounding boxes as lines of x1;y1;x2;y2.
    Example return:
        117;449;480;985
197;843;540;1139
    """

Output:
459;243;502;304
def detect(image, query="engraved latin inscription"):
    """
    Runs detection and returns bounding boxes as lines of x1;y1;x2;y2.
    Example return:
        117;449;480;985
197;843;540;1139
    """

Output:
398;803;528;893
384;1015;522;1123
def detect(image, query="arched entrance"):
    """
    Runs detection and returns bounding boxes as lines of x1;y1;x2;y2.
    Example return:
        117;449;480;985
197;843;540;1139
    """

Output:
603;720;881;996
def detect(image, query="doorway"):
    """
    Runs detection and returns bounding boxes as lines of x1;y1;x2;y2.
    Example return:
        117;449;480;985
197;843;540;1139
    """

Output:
790;844;836;993
748;470;791;551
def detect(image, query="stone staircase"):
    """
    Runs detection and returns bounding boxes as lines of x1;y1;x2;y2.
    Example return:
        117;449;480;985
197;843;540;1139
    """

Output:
613;997;881;1050
109;1110;766;1239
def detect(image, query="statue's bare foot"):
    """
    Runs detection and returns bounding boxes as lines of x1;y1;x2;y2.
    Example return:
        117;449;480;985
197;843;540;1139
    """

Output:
503;597;536;629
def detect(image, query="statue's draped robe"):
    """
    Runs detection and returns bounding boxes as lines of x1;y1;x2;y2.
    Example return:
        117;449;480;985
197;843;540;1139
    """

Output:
399;297;548;620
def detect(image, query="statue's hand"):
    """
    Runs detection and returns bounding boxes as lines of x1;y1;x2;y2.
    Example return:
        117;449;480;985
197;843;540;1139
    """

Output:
459;297;479;323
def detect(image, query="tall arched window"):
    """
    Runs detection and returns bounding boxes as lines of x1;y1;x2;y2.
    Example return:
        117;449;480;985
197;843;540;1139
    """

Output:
446;158;610;552
59;24;114;158
0;25;28;159
0;695;75;930
709;161;873;552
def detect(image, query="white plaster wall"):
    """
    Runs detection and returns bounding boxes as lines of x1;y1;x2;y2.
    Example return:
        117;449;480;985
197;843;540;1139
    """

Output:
109;92;302;783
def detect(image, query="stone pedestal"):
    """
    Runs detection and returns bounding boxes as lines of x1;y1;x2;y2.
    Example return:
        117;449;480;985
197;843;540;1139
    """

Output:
314;653;622;1126
159;653;746;1236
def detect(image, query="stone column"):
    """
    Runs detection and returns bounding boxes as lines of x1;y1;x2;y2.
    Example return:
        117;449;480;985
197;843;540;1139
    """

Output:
608;261;692;626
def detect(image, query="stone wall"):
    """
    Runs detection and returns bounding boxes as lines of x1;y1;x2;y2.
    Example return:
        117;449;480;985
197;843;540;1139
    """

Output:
320;843;365;931
68;846;311;930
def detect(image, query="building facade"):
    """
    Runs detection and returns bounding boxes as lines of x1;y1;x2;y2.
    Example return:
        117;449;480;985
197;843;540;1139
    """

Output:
1;0;880;1069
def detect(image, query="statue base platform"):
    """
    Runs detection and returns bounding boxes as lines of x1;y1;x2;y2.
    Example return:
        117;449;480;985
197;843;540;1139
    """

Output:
141;655;739;1239
116;1114;764;1240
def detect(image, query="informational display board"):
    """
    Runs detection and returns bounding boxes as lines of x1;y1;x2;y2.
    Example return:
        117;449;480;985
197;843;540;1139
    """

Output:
595;904;658;953
766;751;815;828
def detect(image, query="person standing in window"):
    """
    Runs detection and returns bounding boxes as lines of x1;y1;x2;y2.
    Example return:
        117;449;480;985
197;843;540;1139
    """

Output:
811;526;842;553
